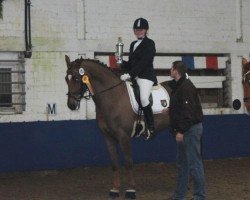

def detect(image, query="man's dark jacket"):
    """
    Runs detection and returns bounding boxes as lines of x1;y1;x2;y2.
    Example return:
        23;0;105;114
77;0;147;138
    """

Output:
121;36;157;84
168;77;203;134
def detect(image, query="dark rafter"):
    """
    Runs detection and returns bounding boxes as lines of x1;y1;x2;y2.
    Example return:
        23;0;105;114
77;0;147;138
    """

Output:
0;0;5;19
0;1;3;19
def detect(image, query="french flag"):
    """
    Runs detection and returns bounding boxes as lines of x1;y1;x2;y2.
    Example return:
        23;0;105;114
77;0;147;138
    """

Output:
205;56;219;69
182;55;220;70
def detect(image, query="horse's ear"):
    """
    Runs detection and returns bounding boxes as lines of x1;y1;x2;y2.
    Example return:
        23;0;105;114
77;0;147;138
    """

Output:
65;55;71;68
242;57;248;65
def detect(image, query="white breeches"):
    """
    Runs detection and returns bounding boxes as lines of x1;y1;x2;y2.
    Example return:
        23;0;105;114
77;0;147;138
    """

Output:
136;78;154;107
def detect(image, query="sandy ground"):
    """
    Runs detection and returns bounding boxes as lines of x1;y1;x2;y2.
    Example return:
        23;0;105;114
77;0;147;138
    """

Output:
0;157;249;200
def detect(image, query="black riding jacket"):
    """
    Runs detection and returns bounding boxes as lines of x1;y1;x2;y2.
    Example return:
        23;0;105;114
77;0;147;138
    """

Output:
168;77;203;134
121;36;157;84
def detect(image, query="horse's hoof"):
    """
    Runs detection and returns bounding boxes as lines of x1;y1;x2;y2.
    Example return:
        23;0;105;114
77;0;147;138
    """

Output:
109;189;120;199
125;189;136;199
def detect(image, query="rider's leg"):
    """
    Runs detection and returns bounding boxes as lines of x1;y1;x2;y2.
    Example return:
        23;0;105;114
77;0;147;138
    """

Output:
136;78;155;139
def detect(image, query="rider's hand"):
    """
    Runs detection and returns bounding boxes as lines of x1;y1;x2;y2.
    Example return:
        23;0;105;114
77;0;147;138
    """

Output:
115;53;119;61
120;73;130;81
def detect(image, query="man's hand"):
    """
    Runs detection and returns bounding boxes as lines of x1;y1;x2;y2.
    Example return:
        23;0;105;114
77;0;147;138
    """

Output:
176;132;184;142
161;108;169;114
120;73;131;81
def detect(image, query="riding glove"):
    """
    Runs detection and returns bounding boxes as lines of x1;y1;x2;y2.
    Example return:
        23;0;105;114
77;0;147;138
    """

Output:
120;73;131;81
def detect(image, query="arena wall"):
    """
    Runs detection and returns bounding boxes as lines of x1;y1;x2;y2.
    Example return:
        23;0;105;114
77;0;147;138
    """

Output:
0;114;250;173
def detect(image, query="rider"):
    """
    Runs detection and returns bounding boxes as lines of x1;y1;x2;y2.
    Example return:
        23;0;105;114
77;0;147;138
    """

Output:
119;17;157;140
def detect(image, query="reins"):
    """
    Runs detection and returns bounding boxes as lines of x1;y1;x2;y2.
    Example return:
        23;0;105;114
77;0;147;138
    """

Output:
94;81;123;96
82;74;123;98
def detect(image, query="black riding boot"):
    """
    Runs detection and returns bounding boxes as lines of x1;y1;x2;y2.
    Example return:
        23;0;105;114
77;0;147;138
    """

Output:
142;104;155;140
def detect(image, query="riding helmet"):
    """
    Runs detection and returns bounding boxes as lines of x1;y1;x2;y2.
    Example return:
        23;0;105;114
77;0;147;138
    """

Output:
133;18;149;30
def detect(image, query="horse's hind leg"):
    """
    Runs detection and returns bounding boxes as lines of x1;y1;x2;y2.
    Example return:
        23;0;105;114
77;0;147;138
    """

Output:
104;135;121;198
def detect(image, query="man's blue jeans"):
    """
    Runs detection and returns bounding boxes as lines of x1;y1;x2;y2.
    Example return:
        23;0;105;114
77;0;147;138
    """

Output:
173;123;206;200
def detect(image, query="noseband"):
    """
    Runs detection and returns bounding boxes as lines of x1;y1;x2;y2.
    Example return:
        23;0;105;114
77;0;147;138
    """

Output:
67;91;84;101
66;87;87;110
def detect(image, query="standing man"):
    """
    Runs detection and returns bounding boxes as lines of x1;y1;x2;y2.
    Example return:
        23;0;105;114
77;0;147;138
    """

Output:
167;61;206;200
119;17;157;140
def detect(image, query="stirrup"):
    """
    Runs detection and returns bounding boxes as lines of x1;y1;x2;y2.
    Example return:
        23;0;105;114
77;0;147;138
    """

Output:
133;107;144;138
141;129;154;140
134;123;143;137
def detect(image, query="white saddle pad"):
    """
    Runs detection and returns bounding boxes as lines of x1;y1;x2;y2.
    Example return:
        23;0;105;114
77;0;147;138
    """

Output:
125;82;170;114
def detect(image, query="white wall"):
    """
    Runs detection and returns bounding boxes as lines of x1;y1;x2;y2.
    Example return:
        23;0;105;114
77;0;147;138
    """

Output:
0;0;249;122
0;1;24;50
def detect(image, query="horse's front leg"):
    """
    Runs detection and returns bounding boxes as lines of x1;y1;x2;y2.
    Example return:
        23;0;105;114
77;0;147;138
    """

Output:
104;136;121;198
119;134;136;199
97;112;121;198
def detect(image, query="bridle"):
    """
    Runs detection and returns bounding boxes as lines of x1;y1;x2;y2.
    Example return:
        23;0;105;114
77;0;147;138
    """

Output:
243;70;250;84
67;90;90;101
66;76;91;109
66;66;123;107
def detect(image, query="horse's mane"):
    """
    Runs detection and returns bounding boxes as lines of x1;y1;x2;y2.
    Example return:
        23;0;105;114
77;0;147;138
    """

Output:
244;62;250;70
74;57;123;77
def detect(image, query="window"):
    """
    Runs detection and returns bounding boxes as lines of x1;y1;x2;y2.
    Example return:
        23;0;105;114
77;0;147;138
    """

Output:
0;53;26;114
0;68;12;106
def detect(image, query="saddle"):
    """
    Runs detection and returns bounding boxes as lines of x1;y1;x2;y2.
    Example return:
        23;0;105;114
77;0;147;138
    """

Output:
125;81;170;114
125;81;170;137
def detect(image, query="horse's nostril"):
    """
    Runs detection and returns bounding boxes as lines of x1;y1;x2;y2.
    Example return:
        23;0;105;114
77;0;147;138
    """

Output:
68;103;76;110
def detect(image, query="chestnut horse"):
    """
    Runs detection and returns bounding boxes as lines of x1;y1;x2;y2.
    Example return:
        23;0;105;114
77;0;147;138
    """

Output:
242;58;250;112
65;55;171;199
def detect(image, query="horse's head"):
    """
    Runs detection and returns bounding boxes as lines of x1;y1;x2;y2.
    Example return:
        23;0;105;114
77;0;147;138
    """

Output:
242;58;250;84
242;57;250;111
65;55;88;110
